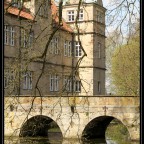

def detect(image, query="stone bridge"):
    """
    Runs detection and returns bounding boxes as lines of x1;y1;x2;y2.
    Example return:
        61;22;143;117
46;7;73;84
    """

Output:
5;96;140;142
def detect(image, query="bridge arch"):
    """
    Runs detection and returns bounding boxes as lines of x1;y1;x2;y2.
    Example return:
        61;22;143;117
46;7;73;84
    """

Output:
19;115;63;139
81;115;130;141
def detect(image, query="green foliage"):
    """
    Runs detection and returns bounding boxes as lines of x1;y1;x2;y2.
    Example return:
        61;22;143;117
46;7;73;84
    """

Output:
111;34;139;96
106;122;130;144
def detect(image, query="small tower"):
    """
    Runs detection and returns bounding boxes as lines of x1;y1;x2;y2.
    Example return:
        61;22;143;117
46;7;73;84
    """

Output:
62;0;106;95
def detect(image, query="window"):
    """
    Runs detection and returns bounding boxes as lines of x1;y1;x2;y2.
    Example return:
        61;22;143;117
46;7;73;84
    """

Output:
4;25;15;46
12;0;22;7
68;10;75;22
63;76;81;92
54;38;59;54
68;41;72;57
96;11;103;23
50;37;59;54
39;5;43;16
75;41;82;57
23;71;32;90
97;42;101;58
43;3;48;18
74;80;81;92
4;69;14;88
64;41;71;57
28;31;34;47
21;28;27;48
64;76;72;92
67;9;84;22
21;29;34;48
4;25;9;45
64;41;68;56
10;26;15;46
98;81;101;93
38;1;48;18
78;9;84;21
50;74;59;91
12;0;18;7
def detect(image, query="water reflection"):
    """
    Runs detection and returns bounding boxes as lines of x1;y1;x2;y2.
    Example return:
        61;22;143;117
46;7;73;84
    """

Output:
4;137;139;144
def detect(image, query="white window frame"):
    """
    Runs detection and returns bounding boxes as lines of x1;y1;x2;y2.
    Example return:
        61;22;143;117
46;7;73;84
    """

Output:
68;41;72;57
50;37;59;54
75;41;82;57
64;41;68;56
4;25;15;46
54;37;59;54
50;74;54;91
68;10;75;22
64;76;72;92
21;29;34;48
74;80;81;92
4;69;14;89
21;28;27;48
23;71;32;90
4;25;9;45
68;79;72;92
78;9;84;21
63;76;81;93
64;77;68;91
50;74;59;92
55;75;59;91
64;41;71;57
10;26;15;46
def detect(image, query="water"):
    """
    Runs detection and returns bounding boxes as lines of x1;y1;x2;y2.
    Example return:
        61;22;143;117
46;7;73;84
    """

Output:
4;122;140;144
4;135;140;144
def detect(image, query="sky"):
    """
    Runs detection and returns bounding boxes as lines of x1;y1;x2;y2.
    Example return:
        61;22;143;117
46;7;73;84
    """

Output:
55;0;111;7
55;0;140;34
85;0;111;7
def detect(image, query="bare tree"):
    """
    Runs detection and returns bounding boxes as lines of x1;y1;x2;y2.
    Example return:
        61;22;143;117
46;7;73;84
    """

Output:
4;0;140;143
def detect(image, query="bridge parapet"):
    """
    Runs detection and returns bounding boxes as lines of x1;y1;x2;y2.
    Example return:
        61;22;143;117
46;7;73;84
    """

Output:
4;95;140;105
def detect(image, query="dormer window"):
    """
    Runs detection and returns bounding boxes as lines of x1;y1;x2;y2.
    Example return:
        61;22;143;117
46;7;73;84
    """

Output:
12;0;18;7
68;10;75;22
38;0;48;18
11;0;22;8
78;9;83;21
67;9;84;22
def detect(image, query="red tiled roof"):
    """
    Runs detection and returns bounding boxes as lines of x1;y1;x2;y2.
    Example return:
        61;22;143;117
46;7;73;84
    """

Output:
4;1;73;32
51;1;73;33
4;3;34;20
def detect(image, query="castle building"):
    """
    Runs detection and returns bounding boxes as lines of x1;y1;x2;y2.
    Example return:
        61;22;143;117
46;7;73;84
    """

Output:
62;0;106;95
4;0;106;96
